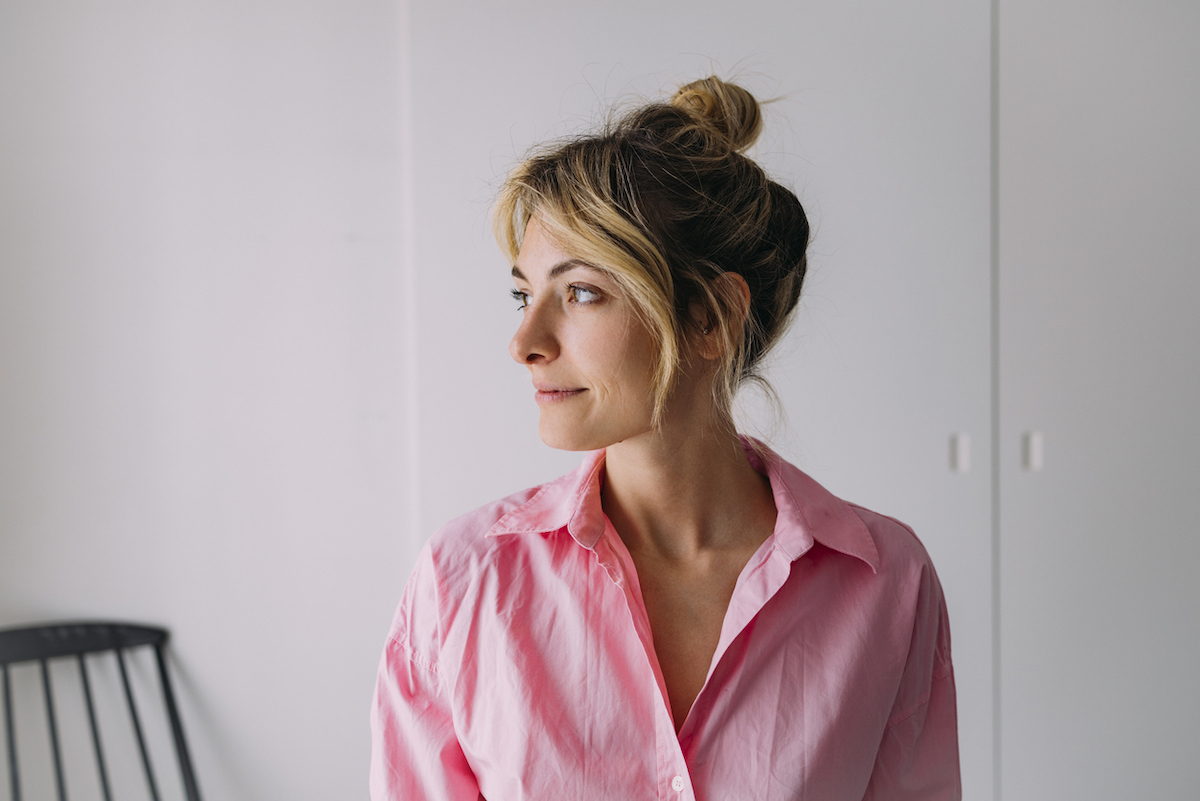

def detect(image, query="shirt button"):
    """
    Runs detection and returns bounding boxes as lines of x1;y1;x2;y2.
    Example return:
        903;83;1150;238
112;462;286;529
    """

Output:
671;775;685;792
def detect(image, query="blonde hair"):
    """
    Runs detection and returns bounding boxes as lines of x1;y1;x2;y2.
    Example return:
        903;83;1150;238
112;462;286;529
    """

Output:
494;76;809;427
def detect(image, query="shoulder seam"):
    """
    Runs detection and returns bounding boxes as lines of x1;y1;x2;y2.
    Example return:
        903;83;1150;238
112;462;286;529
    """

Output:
844;502;918;537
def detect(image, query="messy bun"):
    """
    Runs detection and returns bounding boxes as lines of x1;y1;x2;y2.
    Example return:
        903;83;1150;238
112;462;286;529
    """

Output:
670;76;763;153
495;76;809;428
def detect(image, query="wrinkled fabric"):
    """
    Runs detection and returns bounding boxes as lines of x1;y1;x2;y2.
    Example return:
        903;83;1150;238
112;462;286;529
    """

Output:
371;440;960;800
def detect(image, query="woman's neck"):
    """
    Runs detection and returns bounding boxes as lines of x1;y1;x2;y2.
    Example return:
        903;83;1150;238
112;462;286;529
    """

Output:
601;414;777;562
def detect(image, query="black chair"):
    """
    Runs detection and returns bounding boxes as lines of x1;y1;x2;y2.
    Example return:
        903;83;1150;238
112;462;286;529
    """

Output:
0;622;201;801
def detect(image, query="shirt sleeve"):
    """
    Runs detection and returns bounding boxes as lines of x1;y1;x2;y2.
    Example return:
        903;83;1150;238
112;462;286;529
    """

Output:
861;566;962;801
370;544;483;801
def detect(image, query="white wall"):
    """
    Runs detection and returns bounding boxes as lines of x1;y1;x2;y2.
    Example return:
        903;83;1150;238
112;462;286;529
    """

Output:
0;3;412;799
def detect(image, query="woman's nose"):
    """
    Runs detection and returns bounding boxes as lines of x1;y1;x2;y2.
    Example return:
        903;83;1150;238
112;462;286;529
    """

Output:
508;302;559;365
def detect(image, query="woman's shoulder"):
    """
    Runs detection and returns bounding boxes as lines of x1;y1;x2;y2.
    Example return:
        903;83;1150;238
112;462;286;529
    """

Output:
841;501;938;578
756;439;938;581
421;455;598;578
432;483;545;548
421;483;545;576
390;464;594;651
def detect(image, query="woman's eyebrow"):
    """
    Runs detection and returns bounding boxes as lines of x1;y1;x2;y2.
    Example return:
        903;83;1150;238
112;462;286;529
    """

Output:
511;259;599;281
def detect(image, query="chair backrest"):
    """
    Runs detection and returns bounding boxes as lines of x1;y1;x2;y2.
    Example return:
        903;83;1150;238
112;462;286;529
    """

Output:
0;622;201;801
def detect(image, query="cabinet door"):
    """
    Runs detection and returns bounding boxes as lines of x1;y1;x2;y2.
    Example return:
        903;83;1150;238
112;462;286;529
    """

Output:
999;2;1200;798
410;0;993;794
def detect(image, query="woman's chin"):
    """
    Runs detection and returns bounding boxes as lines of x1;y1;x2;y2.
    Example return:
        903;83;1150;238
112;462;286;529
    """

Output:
538;419;656;452
537;425;599;452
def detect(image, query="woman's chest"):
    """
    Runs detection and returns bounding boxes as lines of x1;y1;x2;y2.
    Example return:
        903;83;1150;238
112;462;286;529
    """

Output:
632;550;750;732
434;544;912;799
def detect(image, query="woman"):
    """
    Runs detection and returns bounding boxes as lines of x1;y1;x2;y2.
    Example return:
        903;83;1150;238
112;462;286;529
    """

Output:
371;77;960;800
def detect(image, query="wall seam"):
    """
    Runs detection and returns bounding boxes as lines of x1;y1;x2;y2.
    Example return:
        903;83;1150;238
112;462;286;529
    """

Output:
990;0;1003;799
399;0;421;545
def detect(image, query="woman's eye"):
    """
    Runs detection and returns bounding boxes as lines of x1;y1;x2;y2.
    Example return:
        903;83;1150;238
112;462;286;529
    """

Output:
510;288;530;310
568;284;600;304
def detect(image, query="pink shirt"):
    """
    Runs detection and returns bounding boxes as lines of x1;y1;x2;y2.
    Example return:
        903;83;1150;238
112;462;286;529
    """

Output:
371;440;960;800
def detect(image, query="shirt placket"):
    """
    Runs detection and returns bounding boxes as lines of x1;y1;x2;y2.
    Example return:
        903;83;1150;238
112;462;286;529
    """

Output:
655;713;695;800
594;522;698;800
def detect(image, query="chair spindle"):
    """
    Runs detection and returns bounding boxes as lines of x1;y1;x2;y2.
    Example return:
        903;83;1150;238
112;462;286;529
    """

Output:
39;659;67;801
153;645;201;801
3;663;20;801
115;646;161;801
76;654;112;801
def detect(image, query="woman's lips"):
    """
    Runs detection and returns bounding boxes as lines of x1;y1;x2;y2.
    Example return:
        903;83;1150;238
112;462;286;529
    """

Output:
534;386;585;404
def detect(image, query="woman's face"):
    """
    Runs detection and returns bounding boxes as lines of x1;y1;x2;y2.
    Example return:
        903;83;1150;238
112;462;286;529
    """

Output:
509;218;659;451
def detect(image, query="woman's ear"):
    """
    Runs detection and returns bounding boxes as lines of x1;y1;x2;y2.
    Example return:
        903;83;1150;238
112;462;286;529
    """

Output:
692;272;751;361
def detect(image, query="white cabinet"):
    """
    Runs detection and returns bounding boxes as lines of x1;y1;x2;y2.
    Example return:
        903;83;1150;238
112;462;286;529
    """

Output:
998;1;1200;797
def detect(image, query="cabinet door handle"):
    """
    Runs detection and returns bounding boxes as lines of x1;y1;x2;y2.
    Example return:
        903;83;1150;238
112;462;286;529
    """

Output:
1022;431;1044;471
950;433;971;473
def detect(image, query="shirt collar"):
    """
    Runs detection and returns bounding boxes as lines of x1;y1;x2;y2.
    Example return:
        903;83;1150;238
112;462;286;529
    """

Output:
485;449;608;548
484;438;880;573
743;438;880;572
